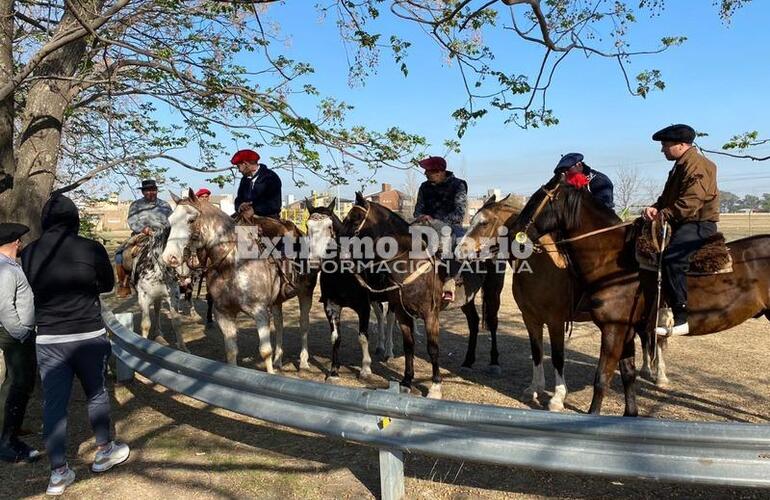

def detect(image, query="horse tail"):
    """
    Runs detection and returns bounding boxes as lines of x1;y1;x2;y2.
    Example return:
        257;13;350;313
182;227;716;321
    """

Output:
481;288;488;331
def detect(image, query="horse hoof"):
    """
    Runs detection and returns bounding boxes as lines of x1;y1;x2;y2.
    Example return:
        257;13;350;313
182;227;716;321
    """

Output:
521;387;540;403
548;399;565;412
640;368;653;380
656;377;671;389
358;368;372;380
299;361;310;371
427;384;443;399
374;347;385;359
458;365;473;374
154;337;170;347
325;374;341;383
487;365;502;377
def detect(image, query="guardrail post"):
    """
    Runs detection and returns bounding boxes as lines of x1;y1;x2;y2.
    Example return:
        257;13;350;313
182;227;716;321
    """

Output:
113;312;135;383
379;381;405;500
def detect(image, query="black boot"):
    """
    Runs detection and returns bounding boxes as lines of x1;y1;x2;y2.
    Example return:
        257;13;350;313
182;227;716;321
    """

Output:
0;392;40;463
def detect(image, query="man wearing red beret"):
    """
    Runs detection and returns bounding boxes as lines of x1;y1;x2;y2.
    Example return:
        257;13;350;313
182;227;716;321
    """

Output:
232;149;282;219
194;188;211;201
413;156;468;301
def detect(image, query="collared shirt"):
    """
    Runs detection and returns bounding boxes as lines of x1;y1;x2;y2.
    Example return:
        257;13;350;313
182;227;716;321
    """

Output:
0;252;35;342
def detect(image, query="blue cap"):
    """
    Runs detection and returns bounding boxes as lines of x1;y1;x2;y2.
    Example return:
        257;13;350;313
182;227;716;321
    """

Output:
554;153;584;173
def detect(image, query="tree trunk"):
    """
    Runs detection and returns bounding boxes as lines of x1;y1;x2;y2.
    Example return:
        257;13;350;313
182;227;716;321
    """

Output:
0;0;13;182
0;1;104;235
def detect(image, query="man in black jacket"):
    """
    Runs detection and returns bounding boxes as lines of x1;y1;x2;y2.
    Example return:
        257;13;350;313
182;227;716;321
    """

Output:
554;153;614;210
232;149;282;219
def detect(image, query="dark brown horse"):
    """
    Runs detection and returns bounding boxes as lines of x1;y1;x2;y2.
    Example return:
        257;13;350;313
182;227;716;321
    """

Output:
459;194;670;411
339;193;505;398
512;174;770;416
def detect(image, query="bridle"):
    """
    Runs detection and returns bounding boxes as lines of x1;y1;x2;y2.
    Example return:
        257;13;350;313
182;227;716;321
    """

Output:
349;203;370;237
516;183;562;245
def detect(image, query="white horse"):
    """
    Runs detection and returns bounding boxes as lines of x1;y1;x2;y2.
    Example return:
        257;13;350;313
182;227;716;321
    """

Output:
132;226;189;352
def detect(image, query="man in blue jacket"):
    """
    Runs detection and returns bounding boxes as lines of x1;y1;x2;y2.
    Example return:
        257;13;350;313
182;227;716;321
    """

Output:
232;149;282;219
554;153;614;210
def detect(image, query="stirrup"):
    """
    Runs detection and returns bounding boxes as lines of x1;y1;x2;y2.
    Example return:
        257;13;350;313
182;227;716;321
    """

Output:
655;322;689;337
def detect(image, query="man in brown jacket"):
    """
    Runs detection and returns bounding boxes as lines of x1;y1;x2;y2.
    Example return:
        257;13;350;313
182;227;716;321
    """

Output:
643;123;720;336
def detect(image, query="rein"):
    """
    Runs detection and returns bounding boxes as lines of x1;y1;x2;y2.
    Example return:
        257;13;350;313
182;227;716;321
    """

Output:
554;221;634;245
349;203;370;236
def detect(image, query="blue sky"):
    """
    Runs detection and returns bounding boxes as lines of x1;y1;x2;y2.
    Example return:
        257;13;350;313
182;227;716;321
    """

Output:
161;1;770;201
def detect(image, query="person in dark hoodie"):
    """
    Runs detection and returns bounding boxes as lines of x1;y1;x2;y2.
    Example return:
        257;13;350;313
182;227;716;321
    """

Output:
21;194;130;496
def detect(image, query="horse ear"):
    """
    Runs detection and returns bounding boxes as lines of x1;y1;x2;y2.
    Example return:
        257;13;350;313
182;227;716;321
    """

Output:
328;197;336;212
486;193;497;205
502;194;523;209
188;188;198;202
304;197;313;213
355;191;367;206
169;191;181;204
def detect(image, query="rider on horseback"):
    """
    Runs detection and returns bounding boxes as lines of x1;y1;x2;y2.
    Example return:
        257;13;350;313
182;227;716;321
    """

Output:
553;153;614;210
643;124;720;336
413;156;468;302
232;149;282;220
114;179;173;298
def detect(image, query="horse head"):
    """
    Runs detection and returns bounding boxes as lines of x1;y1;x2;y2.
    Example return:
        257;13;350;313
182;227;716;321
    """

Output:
511;173;620;245
163;188;230;268
306;197;341;262
457;193;523;260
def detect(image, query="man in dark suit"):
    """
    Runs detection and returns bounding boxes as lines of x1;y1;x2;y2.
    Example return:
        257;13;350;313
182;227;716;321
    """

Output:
554;153;614;210
232;149;282;219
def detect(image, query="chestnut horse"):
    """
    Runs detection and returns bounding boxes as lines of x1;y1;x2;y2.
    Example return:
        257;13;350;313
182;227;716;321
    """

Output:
458;194;668;411
339;193;505;399
512;174;770;416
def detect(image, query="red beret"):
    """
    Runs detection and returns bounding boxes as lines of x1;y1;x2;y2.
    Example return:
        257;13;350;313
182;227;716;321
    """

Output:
419;156;447;172
195;188;211;197
230;149;260;165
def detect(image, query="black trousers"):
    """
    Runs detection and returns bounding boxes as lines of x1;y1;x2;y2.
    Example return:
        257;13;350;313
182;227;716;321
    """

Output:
662;221;717;314
0;330;36;442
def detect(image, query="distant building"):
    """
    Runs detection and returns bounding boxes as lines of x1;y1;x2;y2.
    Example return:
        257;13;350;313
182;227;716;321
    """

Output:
365;183;413;219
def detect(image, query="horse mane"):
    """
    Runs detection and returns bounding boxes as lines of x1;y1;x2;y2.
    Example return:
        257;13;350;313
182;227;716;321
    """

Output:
133;225;172;284
366;199;411;233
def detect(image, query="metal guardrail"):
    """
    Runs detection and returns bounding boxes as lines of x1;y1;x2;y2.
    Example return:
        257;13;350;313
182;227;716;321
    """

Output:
104;310;770;498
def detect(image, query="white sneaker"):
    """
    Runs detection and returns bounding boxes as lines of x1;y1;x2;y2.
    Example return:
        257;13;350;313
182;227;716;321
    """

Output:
655;322;689;337
46;465;75;496
91;441;130;473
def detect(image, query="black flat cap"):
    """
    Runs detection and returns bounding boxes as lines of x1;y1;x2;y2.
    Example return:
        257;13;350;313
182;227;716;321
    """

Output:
0;223;30;246
138;179;159;190
554;152;584;174
652;124;696;143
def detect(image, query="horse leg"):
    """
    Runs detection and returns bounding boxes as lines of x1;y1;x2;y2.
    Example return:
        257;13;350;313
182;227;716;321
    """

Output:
324;301;342;379
372;302;386;359
214;310;239;365
254;306;274;374
521;314;546;403
484;273;504;374
460;301;480;370
138;289;152;339
394;308;415;392
424;313;442;399
384;304;395;360
357;302;372;380
655;336;670;387
638;328;653;381
546;320;567;412
298;293;312;370
167;290;189;353
206;293;214;324
619;332;639;417
588;328;626;415
271;305;284;370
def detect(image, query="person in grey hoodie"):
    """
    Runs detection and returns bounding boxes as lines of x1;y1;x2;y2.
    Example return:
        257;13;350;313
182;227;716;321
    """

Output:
0;223;40;463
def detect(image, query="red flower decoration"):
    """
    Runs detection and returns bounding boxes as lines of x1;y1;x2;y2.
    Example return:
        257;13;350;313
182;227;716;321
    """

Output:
565;171;590;189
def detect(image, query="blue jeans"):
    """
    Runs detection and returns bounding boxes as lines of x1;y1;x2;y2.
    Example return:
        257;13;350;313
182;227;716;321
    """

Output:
36;335;113;470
